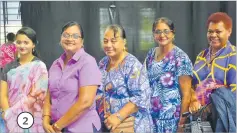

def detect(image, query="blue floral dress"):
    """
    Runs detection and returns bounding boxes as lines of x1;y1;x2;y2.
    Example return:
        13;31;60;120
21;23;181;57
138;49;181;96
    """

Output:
145;46;193;133
96;53;153;132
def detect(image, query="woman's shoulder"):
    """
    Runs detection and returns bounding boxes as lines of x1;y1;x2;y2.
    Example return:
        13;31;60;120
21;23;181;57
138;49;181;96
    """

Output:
32;57;47;68
98;56;109;69
2;59;18;73
80;51;97;63
122;53;142;73
174;46;191;59
226;43;236;54
125;53;141;65
146;47;156;58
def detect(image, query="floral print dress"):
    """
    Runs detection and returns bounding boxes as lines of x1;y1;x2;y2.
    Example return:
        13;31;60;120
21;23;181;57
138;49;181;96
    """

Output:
145;46;193;133
1;57;48;132
96;53;153;132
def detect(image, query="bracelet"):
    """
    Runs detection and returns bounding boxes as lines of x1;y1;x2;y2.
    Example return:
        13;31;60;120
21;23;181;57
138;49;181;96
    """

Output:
52;123;61;131
42;114;51;118
115;113;124;122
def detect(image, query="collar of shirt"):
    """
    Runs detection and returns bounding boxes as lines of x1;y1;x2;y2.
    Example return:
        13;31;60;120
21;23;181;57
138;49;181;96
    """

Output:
57;48;85;68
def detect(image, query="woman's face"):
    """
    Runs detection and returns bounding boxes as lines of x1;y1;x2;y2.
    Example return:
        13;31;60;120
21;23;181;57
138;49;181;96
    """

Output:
153;22;174;46
15;34;35;56
60;25;83;54
103;29;125;58
207;21;231;49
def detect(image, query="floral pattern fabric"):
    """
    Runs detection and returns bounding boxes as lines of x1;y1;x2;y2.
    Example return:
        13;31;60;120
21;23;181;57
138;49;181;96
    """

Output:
0;43;17;68
1;57;48;132
96;53;153;133
145;46;193;133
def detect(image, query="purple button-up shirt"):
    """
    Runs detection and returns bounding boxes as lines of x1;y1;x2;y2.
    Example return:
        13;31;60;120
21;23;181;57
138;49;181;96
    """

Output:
48;48;102;132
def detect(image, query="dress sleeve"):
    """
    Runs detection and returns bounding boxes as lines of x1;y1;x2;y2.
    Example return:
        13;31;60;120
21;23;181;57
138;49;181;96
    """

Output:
126;61;152;111
78;57;102;87
176;54;193;77
226;52;236;92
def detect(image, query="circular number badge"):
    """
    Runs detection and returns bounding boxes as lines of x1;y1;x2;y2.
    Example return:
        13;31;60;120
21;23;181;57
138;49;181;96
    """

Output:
17;112;34;129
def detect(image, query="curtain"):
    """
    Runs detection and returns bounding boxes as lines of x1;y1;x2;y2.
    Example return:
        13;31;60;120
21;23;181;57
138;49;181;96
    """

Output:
20;1;236;68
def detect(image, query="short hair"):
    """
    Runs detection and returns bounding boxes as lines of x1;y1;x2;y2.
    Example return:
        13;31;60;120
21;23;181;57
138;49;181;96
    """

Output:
207;12;232;30
7;32;15;42
61;21;84;39
152;17;175;34
105;24;126;39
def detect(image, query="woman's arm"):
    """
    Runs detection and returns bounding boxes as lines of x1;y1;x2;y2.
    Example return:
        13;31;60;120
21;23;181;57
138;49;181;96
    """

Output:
43;91;56;133
0;80;10;118
43;91;51;122
178;75;192;124
53;85;98;131
106;61;152;131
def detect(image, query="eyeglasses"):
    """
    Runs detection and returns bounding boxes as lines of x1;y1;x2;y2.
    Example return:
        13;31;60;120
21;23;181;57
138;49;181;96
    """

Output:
153;29;173;35
207;30;222;35
62;33;82;39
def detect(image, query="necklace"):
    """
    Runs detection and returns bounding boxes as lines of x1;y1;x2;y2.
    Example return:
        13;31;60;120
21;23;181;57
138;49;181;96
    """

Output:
209;46;224;59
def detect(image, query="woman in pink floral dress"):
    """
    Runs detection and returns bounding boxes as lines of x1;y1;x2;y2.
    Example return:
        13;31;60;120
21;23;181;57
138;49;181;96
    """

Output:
0;27;48;132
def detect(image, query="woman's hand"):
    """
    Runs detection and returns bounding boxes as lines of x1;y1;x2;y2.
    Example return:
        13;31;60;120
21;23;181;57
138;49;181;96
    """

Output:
43;123;56;133
104;113;122;131
189;100;201;113
43;115;56;133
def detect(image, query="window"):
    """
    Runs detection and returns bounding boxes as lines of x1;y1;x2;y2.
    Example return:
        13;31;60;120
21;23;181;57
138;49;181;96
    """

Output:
139;8;155;51
0;1;22;45
99;8;110;49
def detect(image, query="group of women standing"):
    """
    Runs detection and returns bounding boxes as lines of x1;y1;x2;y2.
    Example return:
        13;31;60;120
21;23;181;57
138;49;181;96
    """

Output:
0;12;236;133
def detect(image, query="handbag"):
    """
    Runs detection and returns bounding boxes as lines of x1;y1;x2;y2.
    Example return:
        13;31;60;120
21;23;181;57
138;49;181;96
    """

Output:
111;116;135;133
103;74;135;133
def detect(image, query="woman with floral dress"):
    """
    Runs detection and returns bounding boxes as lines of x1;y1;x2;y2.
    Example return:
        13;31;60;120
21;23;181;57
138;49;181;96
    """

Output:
0;27;48;132
145;17;193;133
96;24;153;133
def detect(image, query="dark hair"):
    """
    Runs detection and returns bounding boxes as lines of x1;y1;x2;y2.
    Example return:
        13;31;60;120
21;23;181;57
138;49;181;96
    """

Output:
16;27;39;57
61;21;84;39
105;24;128;51
105;24;126;39
7;32;15;42
152;17;175;34
207;12;232;30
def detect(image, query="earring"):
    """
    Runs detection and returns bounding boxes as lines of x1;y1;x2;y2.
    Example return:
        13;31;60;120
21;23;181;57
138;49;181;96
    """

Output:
32;48;35;52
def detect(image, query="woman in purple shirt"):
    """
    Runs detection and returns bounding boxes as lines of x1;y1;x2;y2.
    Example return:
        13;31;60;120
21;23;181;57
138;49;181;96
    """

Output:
43;21;102;133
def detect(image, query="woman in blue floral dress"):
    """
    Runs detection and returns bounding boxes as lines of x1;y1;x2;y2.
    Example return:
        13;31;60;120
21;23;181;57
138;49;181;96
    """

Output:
96;24;153;133
145;17;193;132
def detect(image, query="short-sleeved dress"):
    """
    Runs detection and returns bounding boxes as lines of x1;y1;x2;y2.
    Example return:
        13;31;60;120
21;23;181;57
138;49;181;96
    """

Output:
96;53;153;132
145;46;193;133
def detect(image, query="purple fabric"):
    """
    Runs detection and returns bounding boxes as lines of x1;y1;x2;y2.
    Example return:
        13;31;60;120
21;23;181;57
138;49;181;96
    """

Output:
48;48;102;132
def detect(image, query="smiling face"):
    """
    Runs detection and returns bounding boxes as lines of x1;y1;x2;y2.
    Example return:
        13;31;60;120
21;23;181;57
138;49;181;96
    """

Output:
207;21;231;49
60;25;83;54
153;22;175;46
15;34;35;56
102;28;125;58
